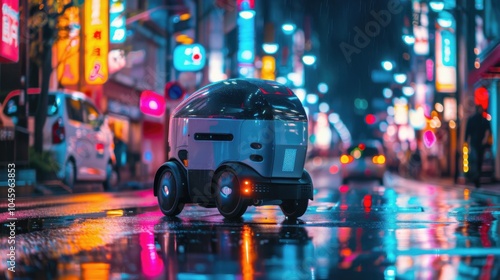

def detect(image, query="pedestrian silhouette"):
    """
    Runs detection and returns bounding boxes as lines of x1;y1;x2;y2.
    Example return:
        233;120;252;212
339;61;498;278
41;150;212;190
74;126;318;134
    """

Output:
464;105;491;188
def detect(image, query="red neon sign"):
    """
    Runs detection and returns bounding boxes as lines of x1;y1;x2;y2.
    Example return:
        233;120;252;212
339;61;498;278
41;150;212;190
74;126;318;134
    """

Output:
0;0;19;63
474;87;489;110
140;90;165;117
237;0;254;10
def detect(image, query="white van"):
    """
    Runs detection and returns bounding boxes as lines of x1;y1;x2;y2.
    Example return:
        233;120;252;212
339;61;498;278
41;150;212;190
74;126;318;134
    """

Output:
0;88;116;189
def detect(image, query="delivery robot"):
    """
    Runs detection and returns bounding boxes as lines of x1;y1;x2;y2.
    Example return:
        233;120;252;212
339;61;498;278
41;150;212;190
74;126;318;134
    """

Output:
153;78;314;219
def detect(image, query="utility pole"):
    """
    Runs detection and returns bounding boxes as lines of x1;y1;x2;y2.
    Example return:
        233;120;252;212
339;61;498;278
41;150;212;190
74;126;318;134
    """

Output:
19;0;30;128
16;0;30;164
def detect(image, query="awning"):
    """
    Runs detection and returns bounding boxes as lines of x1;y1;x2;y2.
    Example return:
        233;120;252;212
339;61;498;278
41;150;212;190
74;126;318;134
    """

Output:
469;43;500;85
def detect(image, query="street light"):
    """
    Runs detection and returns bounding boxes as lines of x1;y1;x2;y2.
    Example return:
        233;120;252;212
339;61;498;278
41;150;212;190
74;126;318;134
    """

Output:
429;1;445;12
282;23;296;35
402;35;416;45
437;13;454;28
381;60;394;71
302;54;316;66
239;10;255;19
319;102;330;113
306;94;319;104
318;82;328;94
394;73;407;84
383;88;393;98
262;43;279;54
402;86;415;96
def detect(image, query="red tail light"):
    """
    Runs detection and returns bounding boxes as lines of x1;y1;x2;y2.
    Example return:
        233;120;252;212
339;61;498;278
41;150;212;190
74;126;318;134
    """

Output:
52;118;65;144
340;154;354;164
372;155;386;165
96;143;105;154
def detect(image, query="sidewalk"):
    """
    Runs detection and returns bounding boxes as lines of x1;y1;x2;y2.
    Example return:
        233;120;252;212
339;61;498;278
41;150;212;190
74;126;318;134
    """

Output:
32;178;154;196
392;173;500;197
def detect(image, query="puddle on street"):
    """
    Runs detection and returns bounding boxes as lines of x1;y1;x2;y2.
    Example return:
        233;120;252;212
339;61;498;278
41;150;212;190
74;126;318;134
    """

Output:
1;184;499;279
1;210;499;280
0;205;160;235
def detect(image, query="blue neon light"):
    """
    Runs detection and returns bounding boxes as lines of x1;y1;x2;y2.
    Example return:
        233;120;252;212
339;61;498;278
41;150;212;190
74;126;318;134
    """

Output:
237;15;255;65
173;44;206;72
110;0;127;44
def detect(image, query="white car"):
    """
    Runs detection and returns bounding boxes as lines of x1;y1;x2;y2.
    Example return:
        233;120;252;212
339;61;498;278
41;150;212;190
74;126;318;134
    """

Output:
340;140;386;185
0;89;116;189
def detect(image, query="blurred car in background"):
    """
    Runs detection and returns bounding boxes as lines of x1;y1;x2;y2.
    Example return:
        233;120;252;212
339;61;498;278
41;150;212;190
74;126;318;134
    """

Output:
0;89;116;190
340;140;386;185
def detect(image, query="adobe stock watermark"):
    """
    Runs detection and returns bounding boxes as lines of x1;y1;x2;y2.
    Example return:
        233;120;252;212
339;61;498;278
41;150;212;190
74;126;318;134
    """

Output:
339;0;404;63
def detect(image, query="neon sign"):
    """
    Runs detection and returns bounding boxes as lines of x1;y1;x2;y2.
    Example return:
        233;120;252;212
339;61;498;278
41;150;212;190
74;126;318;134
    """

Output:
140;90;165;117
435;28;456;93
56;7;80;85
441;30;456;67
109;0;126;43
84;0;109;84
173;44;206;72
0;0;19;63
237;0;254;10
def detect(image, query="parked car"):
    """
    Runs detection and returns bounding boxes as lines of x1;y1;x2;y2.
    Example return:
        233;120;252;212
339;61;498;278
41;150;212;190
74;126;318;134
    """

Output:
0;88;117;190
153;78;314;219
340;140;386;185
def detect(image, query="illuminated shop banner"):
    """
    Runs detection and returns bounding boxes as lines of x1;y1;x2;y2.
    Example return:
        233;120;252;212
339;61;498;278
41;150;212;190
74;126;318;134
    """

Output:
237;15;254;64
412;0;429;55
85;0;109;85
394;103;409;125
110;0;126;43
173;44;206;72
435;29;456;93
261;55;275;80
0;0;19;63
443;97;457;121
56;7;80;85
409;107;426;130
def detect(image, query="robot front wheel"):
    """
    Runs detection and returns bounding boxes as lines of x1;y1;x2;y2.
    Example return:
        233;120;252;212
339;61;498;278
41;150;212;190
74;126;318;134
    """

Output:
214;167;310;220
157;165;185;216
280;199;309;219
214;167;248;219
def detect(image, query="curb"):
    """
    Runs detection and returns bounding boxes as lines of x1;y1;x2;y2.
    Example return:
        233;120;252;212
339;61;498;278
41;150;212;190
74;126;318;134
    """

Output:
25;180;155;197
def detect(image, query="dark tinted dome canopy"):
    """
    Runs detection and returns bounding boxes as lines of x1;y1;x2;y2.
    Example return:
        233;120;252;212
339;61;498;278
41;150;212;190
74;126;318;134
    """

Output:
172;79;307;121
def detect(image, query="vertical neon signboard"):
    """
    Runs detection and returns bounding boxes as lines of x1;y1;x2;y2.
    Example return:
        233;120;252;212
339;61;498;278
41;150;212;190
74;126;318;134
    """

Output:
56;7;80;85
412;0;429;55
237;0;255;78
0;0;19;63
435;29;456;93
84;0;109;85
110;0;126;43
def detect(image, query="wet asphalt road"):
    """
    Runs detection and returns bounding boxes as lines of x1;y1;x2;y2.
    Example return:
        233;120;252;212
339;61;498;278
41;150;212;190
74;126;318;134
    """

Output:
1;159;500;280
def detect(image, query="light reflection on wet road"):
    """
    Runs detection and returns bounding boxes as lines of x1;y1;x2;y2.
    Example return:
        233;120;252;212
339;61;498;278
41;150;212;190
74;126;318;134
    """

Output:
1;167;499;279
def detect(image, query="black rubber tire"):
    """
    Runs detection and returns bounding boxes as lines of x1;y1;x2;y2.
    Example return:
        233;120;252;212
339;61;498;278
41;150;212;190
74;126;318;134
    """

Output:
157;166;185;216
103;162;118;191
214;167;247;219
280;199;308;219
64;160;76;189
